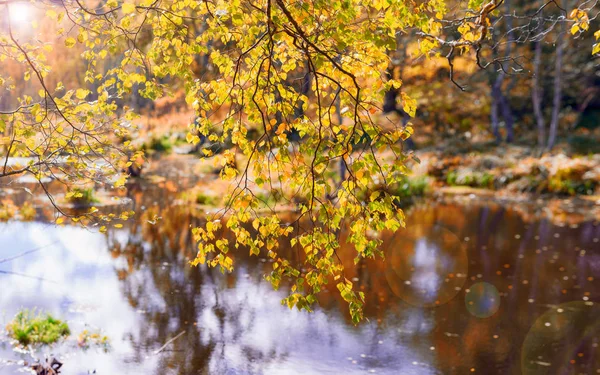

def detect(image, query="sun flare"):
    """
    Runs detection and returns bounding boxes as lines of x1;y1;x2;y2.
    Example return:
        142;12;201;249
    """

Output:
8;3;32;25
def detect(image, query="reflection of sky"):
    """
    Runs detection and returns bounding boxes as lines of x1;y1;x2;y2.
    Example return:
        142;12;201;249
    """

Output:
0;222;159;374
197;272;438;375
411;238;443;304
0;222;439;375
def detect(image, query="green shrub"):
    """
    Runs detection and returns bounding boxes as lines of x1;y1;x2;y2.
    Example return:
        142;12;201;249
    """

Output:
6;310;70;346
66;187;99;205
255;190;284;207
446;169;495;188
196;192;217;205
446;170;458;186
145;135;173;153
568;135;600;154
548;177;596;195
478;172;495;188
395;175;430;198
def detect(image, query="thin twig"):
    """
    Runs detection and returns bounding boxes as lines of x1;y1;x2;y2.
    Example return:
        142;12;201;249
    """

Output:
0;241;59;264
0;270;57;283
154;331;186;354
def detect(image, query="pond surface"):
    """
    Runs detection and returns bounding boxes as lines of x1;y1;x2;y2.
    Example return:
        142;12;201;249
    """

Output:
1;163;599;374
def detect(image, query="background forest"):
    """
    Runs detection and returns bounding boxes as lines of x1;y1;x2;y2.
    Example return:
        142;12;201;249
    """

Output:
3;0;599;202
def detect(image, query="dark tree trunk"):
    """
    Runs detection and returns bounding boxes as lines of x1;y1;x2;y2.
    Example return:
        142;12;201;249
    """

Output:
383;65;399;114
500;92;514;142
382;42;414;149
289;61;311;142
500;0;515;143
335;90;346;181
490;0;515;143
383;37;407;116
294;62;311;119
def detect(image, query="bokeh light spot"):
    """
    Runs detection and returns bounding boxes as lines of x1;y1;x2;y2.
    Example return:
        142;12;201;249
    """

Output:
465;282;500;318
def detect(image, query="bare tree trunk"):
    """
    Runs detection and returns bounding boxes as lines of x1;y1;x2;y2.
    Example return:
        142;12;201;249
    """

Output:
491;83;502;143
547;24;564;150
532;40;546;149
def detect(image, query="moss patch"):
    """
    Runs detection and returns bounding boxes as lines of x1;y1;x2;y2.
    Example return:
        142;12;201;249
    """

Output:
6;310;70;346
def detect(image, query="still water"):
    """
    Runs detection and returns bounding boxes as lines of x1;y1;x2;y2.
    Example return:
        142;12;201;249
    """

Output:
0;167;599;374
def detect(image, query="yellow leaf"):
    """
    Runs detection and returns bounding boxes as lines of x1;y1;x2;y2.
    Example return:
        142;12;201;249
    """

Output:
186;132;194;143
65;37;76;48
25;137;36;150
569;8;579;19
581;21;589;31
115;175;127;187
401;92;417;117
46;9;57;19
76;89;89;100
122;2;136;14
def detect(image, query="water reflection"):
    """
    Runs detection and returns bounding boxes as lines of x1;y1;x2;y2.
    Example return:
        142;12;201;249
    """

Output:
0;222;160;374
1;187;599;374
384;224;467;307
521;301;600;375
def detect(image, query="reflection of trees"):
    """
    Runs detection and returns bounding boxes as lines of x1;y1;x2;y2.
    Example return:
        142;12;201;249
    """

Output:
108;194;288;374
104;181;600;374
109;204;210;374
316;200;599;372
399;202;600;372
